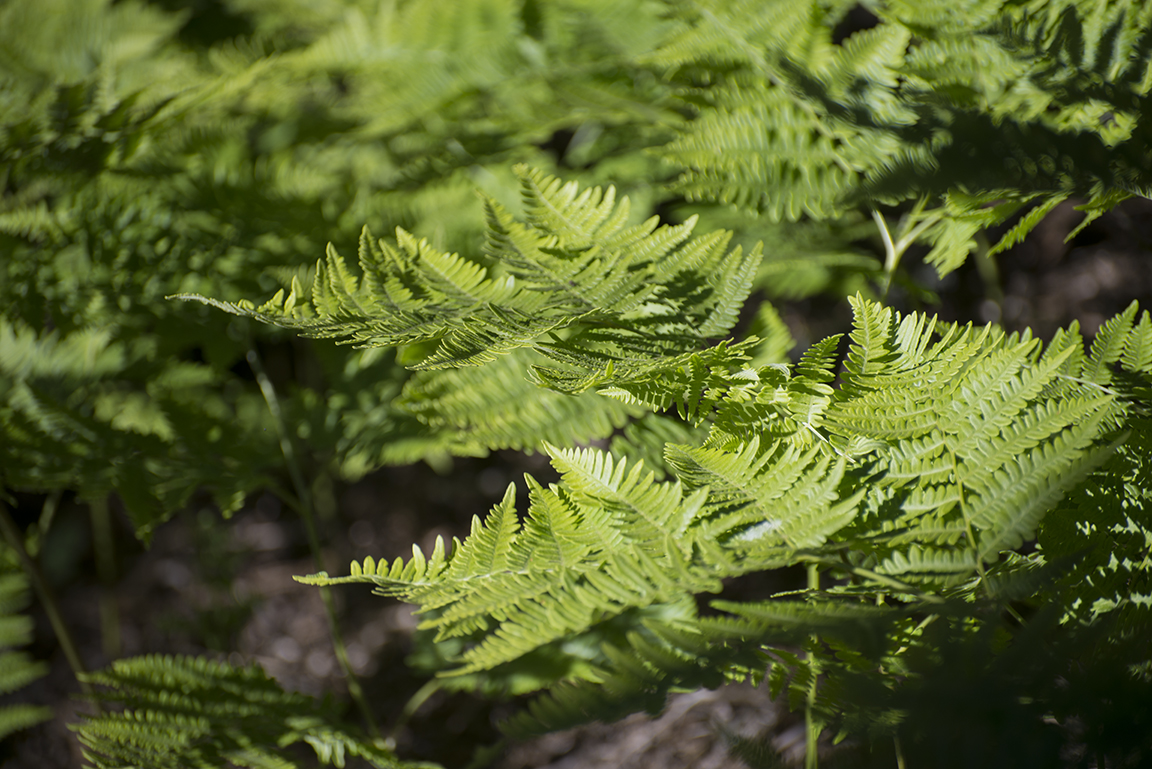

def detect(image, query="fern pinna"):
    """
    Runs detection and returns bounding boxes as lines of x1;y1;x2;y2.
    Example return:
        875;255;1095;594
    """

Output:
184;167;1151;758
0;552;51;742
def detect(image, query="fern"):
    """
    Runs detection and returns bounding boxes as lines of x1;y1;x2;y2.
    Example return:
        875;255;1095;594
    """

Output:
0;555;51;742
174;166;759;371
293;291;1140;742
4;0;1152;765
654;0;1152;274
74;655;435;769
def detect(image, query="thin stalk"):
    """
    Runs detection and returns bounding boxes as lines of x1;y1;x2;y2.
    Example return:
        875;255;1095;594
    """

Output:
972;232;1004;313
799;554;945;604
805;562;821;769
246;347;381;741
387;679;443;749
873;200;944;300
89;495;121;658
873;208;899;294
0;499;98;704
892;197;941;255
895;735;906;769
26;489;62;558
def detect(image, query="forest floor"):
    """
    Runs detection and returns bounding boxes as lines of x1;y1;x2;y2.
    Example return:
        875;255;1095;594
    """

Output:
2;198;1150;769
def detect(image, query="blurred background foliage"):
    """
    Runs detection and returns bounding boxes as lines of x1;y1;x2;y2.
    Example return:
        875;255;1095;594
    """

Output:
0;0;697;537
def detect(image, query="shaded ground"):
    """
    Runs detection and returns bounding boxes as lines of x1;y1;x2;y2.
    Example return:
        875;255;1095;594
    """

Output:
1;198;1149;768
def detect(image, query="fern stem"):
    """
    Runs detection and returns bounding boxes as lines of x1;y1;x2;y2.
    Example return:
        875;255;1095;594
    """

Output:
0;499;98;703
805;562;821;769
892;197;941;255
246;347;381;741
25;489;62;558
873;201;944;299
894;735;906;769
89;496;121;659
387;678;443;748
872;209;899;299
803;555;944;604
972;232;1004;314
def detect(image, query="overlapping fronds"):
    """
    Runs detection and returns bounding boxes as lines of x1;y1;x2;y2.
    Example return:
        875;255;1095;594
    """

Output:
1;321;275;537
297;296;1144;739
654;0;1152;274
0;558;51;741
4;0;1150;761
74;655;435;769
300;432;867;684
829;295;1123;578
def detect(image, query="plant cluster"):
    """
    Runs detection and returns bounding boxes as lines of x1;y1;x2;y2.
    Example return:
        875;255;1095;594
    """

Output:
1;0;1150;767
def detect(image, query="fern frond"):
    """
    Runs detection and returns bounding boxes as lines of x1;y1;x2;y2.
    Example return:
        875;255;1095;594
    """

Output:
968;425;1118;562
75;655;428;769
300;457;718;679
1085;300;1140;385
177;165;763;392
0;564;51;741
826;298;1126;579
665;438;858;548
395;350;639;455
1122;311;1152;374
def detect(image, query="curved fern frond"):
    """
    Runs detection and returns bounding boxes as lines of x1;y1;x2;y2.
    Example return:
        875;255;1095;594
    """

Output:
174;166;761;372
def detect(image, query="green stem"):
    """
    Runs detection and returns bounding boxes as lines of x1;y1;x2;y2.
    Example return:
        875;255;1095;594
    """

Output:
89;495;120;658
387;679;443;749
799;554;945;604
973;231;1004;312
873;200;944;301
873;209;899;299
805;562;821;769
246;347;381;741
0;499;98;704
26;489;62;558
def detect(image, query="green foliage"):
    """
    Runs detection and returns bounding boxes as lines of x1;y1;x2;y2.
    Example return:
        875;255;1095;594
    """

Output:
8;0;1149;533
0;0;693;534
0;555;52;742
3;0;1152;767
656;0;1152;274
300;286;1147;750
74;655;435;769
175;164;768;455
